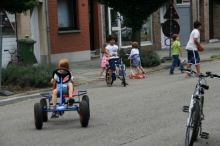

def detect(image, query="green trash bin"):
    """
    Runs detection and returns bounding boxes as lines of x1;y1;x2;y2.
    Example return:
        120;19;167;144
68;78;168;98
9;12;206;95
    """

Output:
16;39;36;65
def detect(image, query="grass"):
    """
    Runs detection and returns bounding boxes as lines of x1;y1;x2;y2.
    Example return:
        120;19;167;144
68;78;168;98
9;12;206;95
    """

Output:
211;55;220;58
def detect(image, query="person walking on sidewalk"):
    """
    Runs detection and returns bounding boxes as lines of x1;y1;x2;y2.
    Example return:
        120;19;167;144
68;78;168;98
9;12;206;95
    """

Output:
99;43;109;79
169;34;183;75
185;21;202;77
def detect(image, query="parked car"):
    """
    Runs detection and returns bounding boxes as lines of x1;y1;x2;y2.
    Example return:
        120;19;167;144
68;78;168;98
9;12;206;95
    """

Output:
111;23;147;41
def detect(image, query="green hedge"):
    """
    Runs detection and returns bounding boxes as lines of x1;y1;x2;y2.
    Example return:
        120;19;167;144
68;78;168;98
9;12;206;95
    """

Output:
120;49;161;67
2;64;57;88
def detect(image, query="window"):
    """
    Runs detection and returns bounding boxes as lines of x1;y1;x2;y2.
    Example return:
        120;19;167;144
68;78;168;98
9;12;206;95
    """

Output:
177;0;190;4
57;0;77;31
1;9;15;36
141;17;152;45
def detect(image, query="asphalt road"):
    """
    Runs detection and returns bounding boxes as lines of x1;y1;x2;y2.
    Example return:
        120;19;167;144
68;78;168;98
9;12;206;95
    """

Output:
1;60;220;146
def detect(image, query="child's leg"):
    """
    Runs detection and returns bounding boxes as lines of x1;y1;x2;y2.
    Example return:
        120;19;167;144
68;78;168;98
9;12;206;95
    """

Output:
108;70;113;83
99;67;105;78
52;89;58;107
140;66;146;74
68;83;73;98
136;66;140;74
170;55;178;74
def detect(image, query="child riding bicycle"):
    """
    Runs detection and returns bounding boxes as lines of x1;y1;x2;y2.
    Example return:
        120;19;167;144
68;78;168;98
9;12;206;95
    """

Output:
105;34;128;87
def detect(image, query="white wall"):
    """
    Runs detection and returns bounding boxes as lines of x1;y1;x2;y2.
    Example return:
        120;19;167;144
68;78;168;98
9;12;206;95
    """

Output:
51;50;91;63
31;6;40;63
2;37;17;67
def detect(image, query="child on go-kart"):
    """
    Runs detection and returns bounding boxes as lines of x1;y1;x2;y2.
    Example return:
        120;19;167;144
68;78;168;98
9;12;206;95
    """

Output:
50;59;74;118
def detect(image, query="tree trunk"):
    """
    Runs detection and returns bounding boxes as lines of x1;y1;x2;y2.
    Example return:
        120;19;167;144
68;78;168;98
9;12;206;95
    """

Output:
132;29;141;51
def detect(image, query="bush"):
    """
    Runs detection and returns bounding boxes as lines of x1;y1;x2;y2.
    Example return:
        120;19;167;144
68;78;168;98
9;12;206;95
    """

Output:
210;55;220;58
2;64;57;88
120;49;161;67
161;58;166;63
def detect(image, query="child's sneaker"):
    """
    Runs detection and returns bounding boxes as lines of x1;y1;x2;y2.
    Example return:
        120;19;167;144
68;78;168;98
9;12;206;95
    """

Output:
107;83;112;87
68;98;75;106
51;112;59;118
122;81;129;85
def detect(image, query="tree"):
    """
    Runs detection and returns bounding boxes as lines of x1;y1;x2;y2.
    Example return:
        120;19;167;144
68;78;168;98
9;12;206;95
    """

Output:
96;0;170;48
214;0;220;5
1;0;39;13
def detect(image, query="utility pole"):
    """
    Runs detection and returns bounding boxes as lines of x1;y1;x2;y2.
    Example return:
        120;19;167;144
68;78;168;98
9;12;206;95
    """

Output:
0;10;3;90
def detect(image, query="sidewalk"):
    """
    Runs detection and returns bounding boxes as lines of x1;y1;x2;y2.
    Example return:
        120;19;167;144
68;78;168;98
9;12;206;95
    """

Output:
1;41;220;99
71;41;220;86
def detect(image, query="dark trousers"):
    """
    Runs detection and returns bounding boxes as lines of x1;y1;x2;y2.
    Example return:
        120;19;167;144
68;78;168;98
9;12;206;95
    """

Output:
170;54;183;73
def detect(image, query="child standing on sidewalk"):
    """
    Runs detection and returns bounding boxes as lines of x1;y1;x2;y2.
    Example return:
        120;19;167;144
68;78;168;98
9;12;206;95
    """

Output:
128;42;146;75
99;43;109;79
169;34;183;75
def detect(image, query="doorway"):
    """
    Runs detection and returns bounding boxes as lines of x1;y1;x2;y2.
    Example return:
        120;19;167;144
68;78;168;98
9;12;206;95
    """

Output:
177;4;191;45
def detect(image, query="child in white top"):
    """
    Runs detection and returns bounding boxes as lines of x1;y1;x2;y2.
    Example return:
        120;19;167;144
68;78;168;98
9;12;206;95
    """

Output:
128;42;146;75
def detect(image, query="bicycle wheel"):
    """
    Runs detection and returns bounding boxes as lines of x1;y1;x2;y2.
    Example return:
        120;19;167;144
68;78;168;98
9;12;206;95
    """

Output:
18;60;24;66
185;102;200;146
105;67;113;85
121;64;126;87
6;61;12;67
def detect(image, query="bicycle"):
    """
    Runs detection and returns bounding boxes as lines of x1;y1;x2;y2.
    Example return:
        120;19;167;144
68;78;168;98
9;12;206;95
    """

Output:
105;55;127;87
181;68;210;146
4;49;24;67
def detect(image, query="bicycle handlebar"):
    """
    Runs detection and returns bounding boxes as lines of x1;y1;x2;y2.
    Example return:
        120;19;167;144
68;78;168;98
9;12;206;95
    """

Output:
206;71;220;80
180;68;212;78
4;49;21;54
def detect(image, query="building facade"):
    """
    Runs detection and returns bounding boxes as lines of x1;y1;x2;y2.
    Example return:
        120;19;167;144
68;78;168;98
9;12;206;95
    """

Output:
47;0;102;63
2;0;220;67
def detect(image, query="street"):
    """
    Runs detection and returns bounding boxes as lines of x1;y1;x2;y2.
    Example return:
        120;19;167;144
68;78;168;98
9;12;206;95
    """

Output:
1;60;220;146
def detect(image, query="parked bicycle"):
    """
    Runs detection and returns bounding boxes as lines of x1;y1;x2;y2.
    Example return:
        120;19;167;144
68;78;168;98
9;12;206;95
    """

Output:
181;68;210;146
4;49;24;67
105;55;127;87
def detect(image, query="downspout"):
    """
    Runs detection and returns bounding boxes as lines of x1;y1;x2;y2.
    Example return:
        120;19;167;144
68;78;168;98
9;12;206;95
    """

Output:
45;0;51;64
100;4;104;46
15;13;18;49
197;0;200;21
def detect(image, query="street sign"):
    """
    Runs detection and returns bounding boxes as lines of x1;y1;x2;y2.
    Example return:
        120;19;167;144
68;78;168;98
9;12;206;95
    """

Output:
163;3;180;19
162;20;180;38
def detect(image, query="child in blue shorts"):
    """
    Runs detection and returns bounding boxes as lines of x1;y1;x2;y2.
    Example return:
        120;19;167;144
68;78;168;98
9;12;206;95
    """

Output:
105;35;119;87
105;34;128;87
50;59;74;118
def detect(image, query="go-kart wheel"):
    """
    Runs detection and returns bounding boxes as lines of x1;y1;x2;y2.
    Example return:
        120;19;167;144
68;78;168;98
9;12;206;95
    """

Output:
34;103;43;129
129;74;133;79
40;99;48;122
79;100;89;127
82;95;90;118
